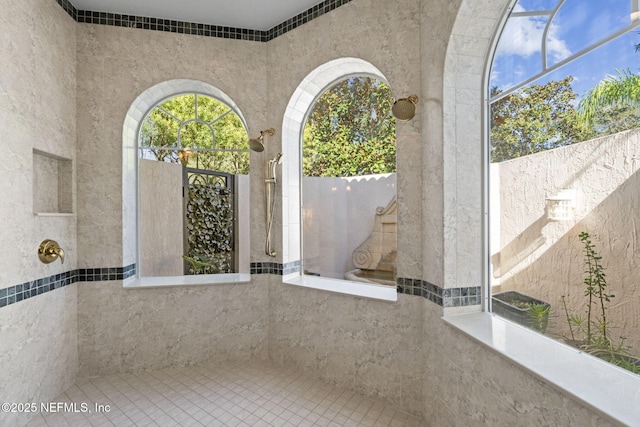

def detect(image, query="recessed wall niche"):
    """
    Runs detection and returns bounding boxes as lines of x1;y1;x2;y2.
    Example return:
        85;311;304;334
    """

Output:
33;149;73;214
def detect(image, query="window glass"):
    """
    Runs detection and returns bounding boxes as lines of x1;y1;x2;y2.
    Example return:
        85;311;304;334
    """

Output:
138;93;249;277
491;14;548;92
547;0;631;67
515;0;557;11
301;76;397;287
488;0;640;375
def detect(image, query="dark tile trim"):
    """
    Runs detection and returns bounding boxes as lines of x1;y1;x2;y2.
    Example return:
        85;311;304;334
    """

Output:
55;0;77;20
251;260;301;276
55;0;352;42
265;0;353;41
77;264;136;282
397;278;481;307
0;264;136;310
1;260;480;309
76;11;266;41
251;262;480;307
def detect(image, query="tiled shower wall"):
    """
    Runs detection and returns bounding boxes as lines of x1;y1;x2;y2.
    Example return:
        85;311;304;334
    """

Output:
73;10;271;374
0;0;625;426
0;1;78;427
268;280;425;417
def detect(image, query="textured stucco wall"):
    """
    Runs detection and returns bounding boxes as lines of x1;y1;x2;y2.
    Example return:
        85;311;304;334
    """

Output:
493;130;640;354
422;303;616;426
0;1;78;427
265;0;425;416
78;278;269;377
76;24;268;268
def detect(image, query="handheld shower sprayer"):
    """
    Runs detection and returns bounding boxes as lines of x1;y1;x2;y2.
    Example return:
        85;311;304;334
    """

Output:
265;153;284;257
267;153;284;183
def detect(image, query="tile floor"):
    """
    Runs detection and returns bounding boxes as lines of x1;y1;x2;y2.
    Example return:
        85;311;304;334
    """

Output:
25;361;424;427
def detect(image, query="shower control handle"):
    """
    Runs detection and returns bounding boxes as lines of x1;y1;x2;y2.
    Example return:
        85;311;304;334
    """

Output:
38;239;65;264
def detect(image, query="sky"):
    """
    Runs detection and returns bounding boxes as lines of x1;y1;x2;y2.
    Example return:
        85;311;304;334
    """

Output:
490;0;640;102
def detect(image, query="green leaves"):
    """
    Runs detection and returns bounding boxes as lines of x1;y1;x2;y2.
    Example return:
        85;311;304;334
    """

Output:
303;77;396;177
578;69;640;128
185;181;233;274
140;94;250;174
490;76;592;162
560;236;638;374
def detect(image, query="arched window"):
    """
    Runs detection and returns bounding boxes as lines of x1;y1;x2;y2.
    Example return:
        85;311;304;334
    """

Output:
280;58;398;301
138;93;249;278
302;76;397;285
122;79;251;286
488;0;640;374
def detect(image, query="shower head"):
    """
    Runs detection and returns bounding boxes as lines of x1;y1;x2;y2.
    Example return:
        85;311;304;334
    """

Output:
392;95;418;121
249;128;275;152
249;138;265;152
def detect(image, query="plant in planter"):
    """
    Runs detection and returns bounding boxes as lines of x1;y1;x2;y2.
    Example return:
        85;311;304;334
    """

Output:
560;232;639;374
492;291;551;333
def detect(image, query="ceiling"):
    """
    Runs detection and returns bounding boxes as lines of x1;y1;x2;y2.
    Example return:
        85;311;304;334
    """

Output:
71;0;325;31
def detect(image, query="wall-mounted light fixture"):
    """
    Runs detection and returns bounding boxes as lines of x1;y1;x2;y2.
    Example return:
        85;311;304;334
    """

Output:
546;189;576;221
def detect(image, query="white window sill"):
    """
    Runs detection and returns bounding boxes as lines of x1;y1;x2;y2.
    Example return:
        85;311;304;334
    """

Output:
34;212;75;217
443;312;640;426
283;274;398;301
123;273;251;289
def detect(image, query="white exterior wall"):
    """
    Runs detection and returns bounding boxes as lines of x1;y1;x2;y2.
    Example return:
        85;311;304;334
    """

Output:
303;174;397;279
492;130;640;352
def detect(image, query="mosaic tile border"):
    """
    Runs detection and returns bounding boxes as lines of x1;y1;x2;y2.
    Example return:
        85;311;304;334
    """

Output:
55;0;352;42
250;262;480;307
55;0;76;20
251;260;301;275
0;264;136;310
397;278;482;307
1;261;480;309
266;0;352;40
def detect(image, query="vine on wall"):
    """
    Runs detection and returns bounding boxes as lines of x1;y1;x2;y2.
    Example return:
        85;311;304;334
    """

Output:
184;180;233;274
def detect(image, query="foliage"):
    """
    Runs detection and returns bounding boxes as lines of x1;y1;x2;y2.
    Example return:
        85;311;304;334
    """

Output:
560;232;639;374
579;231;613;341
527;304;551;333
303;77;396;177
586;102;640;136
490;76;593;162
185;178;234;274
182;255;220;275
140;94;250;174
577;69;640;129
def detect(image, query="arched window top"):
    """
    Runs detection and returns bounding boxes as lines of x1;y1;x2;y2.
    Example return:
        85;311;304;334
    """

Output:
491;0;640;100
139;92;250;174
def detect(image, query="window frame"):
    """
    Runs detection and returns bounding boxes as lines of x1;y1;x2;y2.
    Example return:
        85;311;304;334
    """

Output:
440;0;640;424
122;80;251;288
280;59;398;302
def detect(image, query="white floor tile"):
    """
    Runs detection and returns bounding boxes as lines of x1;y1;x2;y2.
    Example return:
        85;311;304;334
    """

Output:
32;361;423;426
